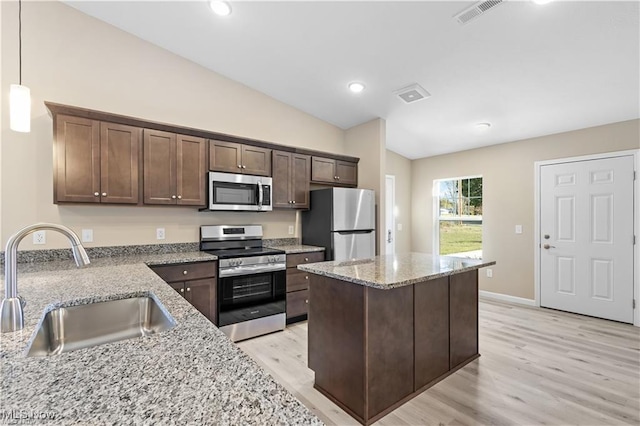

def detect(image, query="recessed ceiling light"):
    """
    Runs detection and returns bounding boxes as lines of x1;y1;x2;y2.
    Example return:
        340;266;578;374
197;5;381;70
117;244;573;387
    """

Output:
348;82;365;94
532;0;553;5
209;1;231;16
475;122;491;130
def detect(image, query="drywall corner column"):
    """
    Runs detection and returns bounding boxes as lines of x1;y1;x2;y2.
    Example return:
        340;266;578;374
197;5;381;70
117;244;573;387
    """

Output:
385;150;412;253
344;118;386;255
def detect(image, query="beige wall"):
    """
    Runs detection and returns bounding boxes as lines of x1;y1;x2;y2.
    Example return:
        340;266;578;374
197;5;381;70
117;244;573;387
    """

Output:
385;150;412;254
0;1;345;249
345;119;386;254
411;119;640;299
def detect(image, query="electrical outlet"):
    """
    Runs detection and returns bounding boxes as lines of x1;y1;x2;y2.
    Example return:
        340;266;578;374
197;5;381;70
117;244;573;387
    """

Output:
156;228;165;240
288;225;294;235
515;225;523;234
486;268;493;278
33;231;46;245
82;229;93;243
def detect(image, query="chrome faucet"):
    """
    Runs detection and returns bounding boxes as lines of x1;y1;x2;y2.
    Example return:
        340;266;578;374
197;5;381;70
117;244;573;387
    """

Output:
0;223;90;333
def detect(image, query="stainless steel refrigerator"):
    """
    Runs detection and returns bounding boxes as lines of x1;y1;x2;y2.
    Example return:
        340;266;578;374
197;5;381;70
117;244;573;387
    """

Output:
301;188;376;261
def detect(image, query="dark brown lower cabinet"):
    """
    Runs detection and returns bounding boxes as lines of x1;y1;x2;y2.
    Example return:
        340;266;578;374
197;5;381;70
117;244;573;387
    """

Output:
151;262;217;324
308;270;479;425
285;251;325;324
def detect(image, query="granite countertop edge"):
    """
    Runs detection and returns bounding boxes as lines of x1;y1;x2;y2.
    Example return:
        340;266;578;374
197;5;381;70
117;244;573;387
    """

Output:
265;244;325;254
298;254;496;289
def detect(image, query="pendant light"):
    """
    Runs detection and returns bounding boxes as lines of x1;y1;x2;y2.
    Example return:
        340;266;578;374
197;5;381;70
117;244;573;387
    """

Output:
10;0;30;133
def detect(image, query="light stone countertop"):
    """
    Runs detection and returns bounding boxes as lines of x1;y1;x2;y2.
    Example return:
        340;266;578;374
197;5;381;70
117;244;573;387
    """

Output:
0;252;321;425
266;244;325;254
297;252;496;289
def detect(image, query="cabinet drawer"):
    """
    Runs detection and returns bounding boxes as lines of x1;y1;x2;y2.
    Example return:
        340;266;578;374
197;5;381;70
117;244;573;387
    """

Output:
287;269;310;292
151;261;217;283
287;289;309;319
287;251;324;268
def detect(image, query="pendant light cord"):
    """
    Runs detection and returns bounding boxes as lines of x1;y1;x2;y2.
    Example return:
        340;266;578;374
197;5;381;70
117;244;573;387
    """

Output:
18;0;22;85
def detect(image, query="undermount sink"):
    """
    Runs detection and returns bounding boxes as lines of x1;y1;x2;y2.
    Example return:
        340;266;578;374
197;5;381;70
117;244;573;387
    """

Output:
26;296;176;357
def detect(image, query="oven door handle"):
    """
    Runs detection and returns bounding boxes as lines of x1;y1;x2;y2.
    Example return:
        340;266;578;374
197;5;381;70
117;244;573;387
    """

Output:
219;264;285;277
257;180;263;210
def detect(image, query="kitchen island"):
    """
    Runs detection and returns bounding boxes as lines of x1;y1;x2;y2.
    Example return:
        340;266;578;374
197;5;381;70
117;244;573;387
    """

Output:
298;253;495;426
0;252;320;425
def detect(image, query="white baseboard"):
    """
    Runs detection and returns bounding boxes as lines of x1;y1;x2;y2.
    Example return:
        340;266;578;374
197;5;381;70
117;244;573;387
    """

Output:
479;290;537;307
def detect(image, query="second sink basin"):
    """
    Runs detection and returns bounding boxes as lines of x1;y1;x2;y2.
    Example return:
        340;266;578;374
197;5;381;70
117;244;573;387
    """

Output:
27;295;176;357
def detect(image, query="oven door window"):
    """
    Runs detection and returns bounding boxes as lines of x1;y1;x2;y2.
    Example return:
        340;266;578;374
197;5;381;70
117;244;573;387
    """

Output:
220;272;283;307
212;182;257;206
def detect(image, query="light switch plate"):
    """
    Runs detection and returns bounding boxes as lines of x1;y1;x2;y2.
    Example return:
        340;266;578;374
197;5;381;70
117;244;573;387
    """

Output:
33;231;46;245
515;225;523;234
82;229;93;243
156;228;165;240
397;223;403;231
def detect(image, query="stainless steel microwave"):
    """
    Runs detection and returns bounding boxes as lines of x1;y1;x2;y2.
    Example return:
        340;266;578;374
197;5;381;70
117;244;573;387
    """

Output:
208;172;272;211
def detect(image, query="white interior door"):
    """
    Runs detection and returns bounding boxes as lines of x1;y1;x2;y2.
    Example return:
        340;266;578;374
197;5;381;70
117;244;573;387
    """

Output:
540;156;635;323
385;175;395;255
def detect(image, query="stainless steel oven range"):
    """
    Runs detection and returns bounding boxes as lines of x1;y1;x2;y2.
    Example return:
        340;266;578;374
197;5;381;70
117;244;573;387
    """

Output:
200;225;285;342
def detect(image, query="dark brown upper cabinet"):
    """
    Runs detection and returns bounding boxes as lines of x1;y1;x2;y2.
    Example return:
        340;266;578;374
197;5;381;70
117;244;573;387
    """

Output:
310;156;357;187
209;140;271;176
143;129;206;206
54;115;141;204
272;150;311;209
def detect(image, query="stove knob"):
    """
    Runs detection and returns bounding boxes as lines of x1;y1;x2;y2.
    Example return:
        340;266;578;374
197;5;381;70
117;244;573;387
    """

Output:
238;260;243;265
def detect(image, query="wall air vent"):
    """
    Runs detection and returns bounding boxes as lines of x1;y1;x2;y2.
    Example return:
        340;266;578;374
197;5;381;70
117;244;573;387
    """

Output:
454;0;504;25
394;83;431;104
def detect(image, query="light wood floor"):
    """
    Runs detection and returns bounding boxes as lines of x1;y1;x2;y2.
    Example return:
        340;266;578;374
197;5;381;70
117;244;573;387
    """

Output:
238;298;640;425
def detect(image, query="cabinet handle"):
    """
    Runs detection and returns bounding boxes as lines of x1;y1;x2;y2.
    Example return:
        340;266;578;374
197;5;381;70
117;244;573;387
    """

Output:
102;192;107;196
94;192;99;197
172;195;177;199
177;195;182;199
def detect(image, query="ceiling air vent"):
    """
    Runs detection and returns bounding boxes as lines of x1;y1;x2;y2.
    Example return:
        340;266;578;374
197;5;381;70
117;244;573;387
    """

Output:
454;0;504;25
394;84;431;104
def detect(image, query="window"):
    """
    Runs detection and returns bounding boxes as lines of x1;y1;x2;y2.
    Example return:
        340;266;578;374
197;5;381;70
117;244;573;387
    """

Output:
435;176;483;258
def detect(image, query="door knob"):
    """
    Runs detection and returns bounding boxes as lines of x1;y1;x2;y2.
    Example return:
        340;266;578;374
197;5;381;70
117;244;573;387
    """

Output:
543;244;556;249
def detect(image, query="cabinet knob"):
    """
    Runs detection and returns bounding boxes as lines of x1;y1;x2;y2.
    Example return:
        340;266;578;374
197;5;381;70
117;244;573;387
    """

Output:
242;165;246;169
186;287;191;292
334;176;338;180
336;176;340;180
177;195;182;199
288;201;292;204
292;200;296;204
183;270;188;275
94;192;99;197
180;288;184;293
305;299;309;304
102;192;107;196
304;257;309;262
172;195;177;199
305;275;308;280
238;164;242;168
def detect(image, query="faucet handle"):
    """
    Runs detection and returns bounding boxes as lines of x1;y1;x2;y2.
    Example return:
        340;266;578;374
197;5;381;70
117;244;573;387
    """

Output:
19;295;26;309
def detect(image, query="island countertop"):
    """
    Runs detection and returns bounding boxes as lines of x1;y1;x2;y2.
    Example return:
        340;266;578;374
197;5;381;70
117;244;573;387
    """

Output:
297;252;495;289
0;252;320;425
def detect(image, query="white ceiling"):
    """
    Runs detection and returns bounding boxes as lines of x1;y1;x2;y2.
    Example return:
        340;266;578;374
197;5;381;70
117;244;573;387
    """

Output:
65;1;640;159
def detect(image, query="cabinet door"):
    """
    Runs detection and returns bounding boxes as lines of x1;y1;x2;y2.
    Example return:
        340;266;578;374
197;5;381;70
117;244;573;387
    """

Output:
291;154;311;208
100;122;141;204
242;145;272;176
143;129;177;205
176;135;206;206
209;140;242;173
310;156;336;184
185;278;217;324
272;150;292;208
55;115;101;203
286;289;309;319
336;160;358;187
449;270;478;368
